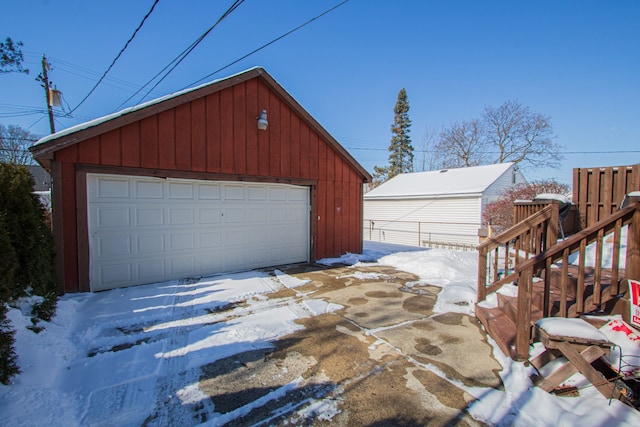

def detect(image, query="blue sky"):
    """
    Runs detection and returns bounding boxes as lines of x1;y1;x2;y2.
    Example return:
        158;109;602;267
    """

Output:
1;0;639;187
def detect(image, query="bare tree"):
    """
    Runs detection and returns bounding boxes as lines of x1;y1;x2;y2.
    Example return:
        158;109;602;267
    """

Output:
436;119;487;168
436;100;563;170
0;124;38;165
417;126;443;172
483;99;562;168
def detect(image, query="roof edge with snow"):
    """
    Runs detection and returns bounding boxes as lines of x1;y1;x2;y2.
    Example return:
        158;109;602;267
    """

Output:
30;67;371;182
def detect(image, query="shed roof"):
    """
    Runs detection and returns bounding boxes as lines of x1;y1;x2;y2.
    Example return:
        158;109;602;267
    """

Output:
364;163;516;199
30;67;371;181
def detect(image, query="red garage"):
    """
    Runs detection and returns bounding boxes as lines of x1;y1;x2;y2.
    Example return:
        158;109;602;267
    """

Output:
30;67;371;293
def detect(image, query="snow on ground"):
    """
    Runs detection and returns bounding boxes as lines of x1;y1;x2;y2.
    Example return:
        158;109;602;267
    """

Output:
1;241;639;426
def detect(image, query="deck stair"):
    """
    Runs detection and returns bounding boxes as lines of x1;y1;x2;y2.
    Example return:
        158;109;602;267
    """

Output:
476;197;640;361
476;272;618;359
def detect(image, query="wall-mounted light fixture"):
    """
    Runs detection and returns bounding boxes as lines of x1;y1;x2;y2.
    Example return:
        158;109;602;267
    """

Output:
257;110;268;130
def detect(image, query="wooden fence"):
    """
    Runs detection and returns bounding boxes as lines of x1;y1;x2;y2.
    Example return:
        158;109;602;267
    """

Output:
572;164;640;229
513;201;580;236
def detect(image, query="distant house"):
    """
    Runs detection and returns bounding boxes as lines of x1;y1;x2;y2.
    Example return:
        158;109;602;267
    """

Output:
363;163;526;248
27;164;51;192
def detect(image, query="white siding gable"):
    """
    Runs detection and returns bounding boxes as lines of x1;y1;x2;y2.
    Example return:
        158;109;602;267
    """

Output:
482;164;527;208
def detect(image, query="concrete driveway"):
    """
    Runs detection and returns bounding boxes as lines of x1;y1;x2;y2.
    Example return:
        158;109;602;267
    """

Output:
197;262;502;426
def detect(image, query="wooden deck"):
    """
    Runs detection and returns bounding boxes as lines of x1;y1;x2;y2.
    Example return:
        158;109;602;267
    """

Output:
477;198;639;361
476;266;623;358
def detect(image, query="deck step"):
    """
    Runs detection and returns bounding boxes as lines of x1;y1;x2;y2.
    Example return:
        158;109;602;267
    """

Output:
497;293;544;325
475;304;517;358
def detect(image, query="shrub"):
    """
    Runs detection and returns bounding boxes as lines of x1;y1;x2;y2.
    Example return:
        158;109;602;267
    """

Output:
0;213;17;302
0;164;58;300
0;304;19;384
482;179;570;233
0;163;58;383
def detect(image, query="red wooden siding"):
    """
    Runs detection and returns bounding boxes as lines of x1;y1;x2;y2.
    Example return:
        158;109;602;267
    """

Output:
49;76;367;292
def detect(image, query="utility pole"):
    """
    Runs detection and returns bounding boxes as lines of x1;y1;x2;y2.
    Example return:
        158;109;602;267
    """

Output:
36;55;56;134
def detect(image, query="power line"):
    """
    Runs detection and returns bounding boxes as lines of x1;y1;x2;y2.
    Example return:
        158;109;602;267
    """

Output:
136;0;246;103
116;0;246;110
23;52;165;99
69;0;161;114
187;0;352;88
345;146;640;155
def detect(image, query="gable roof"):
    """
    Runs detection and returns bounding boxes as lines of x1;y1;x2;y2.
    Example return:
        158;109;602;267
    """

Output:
364;163;516;199
30;67;371;181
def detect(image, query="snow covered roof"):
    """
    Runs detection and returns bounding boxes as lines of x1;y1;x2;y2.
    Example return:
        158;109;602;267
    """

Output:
364;163;516;199
29;67;371;181
32;66;265;148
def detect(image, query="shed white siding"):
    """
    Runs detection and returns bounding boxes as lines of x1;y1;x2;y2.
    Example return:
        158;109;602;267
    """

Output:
482;165;527;210
363;163;527;249
363;196;482;247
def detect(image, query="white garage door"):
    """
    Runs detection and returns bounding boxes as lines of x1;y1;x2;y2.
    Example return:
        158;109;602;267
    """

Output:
87;174;310;291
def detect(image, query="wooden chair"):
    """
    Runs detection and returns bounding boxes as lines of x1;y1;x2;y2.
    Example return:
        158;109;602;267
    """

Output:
529;318;620;400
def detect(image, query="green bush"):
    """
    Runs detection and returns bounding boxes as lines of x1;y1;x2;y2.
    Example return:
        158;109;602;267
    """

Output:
0;213;17;302
0;164;58;300
0;163;58;383
0;304;19;384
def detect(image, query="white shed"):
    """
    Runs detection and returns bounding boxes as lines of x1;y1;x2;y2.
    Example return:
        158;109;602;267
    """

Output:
363;163;526;249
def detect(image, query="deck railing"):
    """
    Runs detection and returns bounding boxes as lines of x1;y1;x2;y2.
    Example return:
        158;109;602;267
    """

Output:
477;204;559;302
510;200;640;359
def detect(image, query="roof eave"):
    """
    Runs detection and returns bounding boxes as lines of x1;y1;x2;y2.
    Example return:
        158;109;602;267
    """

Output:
29;67;371;182
364;191;485;200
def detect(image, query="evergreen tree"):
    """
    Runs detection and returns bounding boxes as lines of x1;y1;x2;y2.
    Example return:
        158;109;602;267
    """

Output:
373;88;414;184
0;303;20;384
0;37;28;74
0;164;58;317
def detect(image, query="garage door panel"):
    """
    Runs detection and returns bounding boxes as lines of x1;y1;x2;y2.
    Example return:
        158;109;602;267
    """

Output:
247;207;267;223
95;176;130;199
269;207;287;222
248;185;266;200
199;208;221;224
224;184;245;200
198;254;221;272
98;234;132;257
168;182;194;199
98;263;133;286
288;206;308;222
169;208;195;225
137;234;165;254
198;184;220;200
223;207;246;223
170;257;195;276
135;207;164;226
199;231;222;248
139;259;166;281
135;180;164;198
97;207;130;227
170;233;195;251
222;227;247;247
269;187;287;201
288;187;308;201
88;174;309;291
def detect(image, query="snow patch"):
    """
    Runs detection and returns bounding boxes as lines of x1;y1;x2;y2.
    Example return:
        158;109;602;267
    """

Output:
274;269;311;289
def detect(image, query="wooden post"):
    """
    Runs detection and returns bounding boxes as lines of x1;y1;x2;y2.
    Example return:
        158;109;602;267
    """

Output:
515;266;533;360
37;55;56;134
546;202;559;251
626;198;640;280
478;248;487;302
